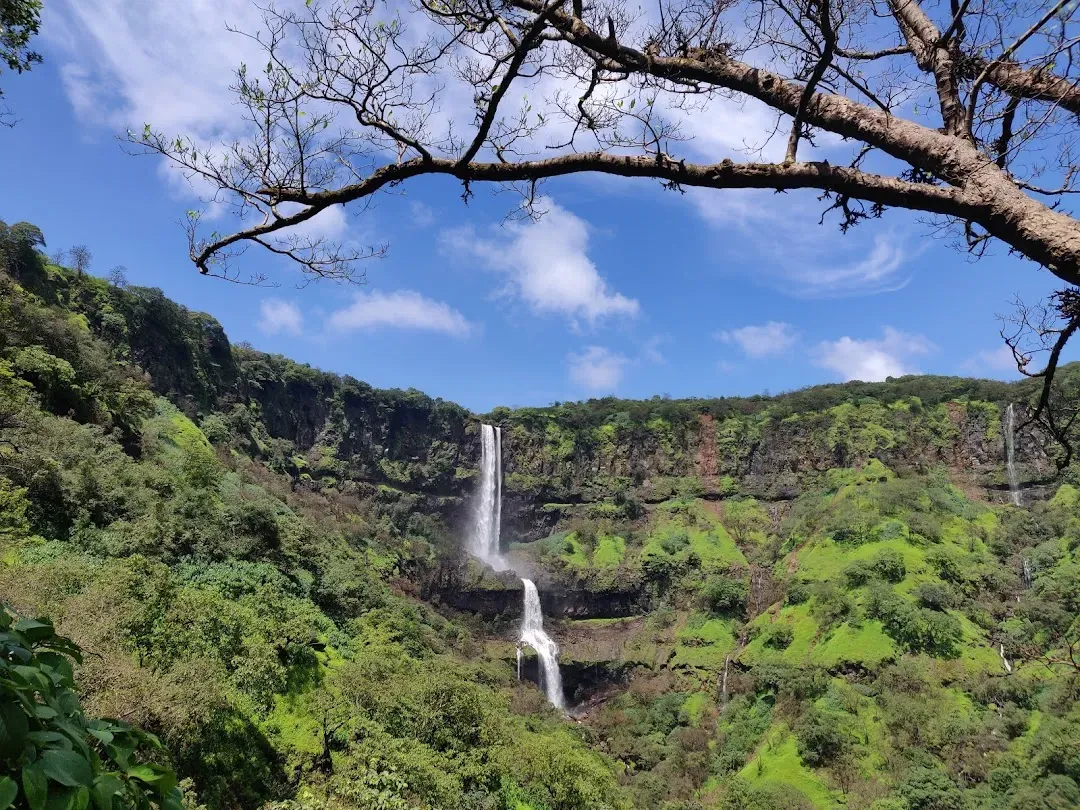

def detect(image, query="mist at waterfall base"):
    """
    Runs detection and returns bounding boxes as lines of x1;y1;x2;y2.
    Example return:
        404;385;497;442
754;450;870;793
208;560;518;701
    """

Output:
469;424;566;710
1005;403;1022;507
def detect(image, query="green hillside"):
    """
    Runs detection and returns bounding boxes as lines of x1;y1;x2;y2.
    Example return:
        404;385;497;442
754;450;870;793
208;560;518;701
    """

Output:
2;227;1080;810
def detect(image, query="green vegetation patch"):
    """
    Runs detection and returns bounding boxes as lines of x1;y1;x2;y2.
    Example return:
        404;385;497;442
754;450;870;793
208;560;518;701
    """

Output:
593;534;627;567
672;612;737;670
739;726;837;809
809;619;898;670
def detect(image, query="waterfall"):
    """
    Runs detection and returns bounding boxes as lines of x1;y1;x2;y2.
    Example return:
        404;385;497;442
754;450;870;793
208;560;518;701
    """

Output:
520;579;566;711
470;424;507;570
468;424;565;710
1005;404;1022;506
999;644;1013;674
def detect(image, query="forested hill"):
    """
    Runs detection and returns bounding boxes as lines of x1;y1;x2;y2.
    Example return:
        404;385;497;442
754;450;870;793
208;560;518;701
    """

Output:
3;233;1080;810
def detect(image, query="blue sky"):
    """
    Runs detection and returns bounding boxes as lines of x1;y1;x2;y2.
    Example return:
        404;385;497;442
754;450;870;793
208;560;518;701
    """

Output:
0;1;1072;413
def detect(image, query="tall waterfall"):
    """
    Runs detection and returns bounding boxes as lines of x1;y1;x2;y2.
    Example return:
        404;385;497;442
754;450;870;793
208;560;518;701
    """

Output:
1005;404;1022;506
520;579;566;711
469;424;565;710
470;424;507;570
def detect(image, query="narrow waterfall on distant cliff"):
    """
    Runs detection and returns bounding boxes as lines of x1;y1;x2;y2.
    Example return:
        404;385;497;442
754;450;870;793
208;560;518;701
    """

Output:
1005;404;1022;506
470;424;507;569
520;579;566;711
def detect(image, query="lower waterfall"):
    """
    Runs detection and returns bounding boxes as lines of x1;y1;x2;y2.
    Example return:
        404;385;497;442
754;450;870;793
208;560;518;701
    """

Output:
520;579;566;711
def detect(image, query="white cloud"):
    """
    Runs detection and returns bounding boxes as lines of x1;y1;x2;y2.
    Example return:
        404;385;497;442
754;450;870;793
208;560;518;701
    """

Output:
567;346;628;393
814;327;935;382
799;235;910;298
716;321;798;358
274;204;350;243
328;290;474;337
410;202;436;228
962;344;1022;377
259;298;304;336
45;0;270;137
442;198;639;326
689;187;915;297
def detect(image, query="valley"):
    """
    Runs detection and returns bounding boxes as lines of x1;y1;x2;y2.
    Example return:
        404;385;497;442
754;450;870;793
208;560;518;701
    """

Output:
2;249;1080;810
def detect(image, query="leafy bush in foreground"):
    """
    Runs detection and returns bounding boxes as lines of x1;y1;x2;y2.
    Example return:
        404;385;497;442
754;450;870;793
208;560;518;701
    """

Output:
0;606;181;810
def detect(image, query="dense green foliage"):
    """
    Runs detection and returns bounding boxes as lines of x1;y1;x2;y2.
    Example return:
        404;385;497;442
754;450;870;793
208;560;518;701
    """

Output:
0;606;180;810
4;224;1080;810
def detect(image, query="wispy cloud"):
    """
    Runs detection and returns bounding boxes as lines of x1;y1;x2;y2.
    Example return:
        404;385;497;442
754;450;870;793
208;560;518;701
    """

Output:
689;184;916;298
814;327;935;381
642;335;671;364
46;0;266;137
328;290;475;337
962;344;1022;377
567;346;628;393
259;298;304;336
716;321;799;358
442;198;639;327
410;201;436;228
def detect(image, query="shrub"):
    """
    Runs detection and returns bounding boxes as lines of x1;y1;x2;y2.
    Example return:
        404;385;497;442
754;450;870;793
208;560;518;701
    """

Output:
897;767;963;810
844;559;877;587
794;708;849;766
700;574;749;615
873;548;907;583
914;582;954;611
867;584;962;657
763;625;794;650
907;512;943;544
810;582;853;628
785;580;810;605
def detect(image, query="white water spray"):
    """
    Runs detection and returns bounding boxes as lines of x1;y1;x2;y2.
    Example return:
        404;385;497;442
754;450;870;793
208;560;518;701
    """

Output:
1005;404;1022;507
520;579;566;711
470;424;507;570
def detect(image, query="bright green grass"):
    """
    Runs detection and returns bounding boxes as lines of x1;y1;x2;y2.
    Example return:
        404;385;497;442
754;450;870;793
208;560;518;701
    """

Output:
593;535;626;567
561;533;590;569
810;620;898;670
739;604;819;667
1050;483;1080;509
151;399;214;457
570;617;642;628
953;611;1007;674
794;536;929;584
739;726;837;809
671;613;737;670
643;501;747;568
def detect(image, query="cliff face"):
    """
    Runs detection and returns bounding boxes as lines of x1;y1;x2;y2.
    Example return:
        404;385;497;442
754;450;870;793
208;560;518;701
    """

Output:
67;274;1059;543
